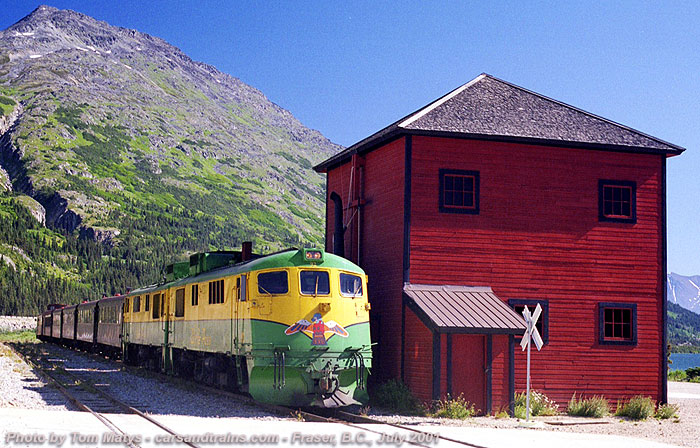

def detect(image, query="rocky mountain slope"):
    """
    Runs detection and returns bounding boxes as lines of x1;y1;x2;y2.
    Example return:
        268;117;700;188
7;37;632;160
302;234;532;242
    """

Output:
0;6;340;313
668;273;700;315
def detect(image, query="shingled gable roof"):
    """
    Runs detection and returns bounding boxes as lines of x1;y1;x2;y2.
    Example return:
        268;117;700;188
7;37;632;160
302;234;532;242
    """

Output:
314;73;685;172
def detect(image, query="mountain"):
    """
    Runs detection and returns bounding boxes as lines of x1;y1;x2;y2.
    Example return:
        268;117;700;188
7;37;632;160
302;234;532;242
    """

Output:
668;273;700;314
0;6;340;314
668;302;700;352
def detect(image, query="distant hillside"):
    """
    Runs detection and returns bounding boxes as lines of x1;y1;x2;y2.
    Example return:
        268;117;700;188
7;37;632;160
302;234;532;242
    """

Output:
668;302;700;353
0;6;341;314
668;273;700;314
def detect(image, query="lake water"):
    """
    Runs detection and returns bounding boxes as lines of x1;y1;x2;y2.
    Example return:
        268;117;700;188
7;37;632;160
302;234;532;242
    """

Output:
670;353;700;371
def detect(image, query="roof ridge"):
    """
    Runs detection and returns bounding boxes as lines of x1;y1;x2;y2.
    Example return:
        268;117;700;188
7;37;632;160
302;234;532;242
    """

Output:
398;74;487;128
481;74;683;151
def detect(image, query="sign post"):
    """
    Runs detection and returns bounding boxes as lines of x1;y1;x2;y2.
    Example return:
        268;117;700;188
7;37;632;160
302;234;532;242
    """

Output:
520;304;543;422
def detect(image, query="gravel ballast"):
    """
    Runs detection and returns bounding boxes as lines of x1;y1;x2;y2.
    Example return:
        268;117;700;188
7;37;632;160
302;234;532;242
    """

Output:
0;316;37;333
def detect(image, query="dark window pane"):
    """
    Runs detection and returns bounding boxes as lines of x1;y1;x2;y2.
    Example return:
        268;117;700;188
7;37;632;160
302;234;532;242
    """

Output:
445;191;454;205
622;203;630;217
445;176;453;190
454;176;463;191
464;192;473;207
340;273;363;296
300;271;330;295
464;177;474;192
258;271;289;294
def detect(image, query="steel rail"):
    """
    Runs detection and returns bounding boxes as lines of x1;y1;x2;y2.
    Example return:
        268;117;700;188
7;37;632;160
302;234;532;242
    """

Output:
11;343;200;448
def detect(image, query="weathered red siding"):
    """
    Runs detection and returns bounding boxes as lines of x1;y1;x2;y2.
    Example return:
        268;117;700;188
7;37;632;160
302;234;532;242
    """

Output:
403;309;432;401
325;138;406;380
409;135;664;406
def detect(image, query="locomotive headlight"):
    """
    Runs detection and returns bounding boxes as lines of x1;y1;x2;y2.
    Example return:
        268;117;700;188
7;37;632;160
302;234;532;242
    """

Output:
304;249;323;262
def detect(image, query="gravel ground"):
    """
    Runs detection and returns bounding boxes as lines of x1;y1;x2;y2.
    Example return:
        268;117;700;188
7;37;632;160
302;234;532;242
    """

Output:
3;342;287;420
2;341;697;446
0;316;37;333
0;343;72;410
371;382;700;447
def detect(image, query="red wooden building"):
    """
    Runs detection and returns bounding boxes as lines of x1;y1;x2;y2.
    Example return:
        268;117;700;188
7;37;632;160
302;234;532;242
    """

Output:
314;74;685;414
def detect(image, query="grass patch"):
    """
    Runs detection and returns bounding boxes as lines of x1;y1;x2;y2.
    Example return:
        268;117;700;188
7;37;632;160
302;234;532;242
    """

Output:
668;369;687;381
370;379;426;416
566;394;609;417
615;395;655;420
431;394;477;419
0;330;37;343
514;390;559;418
655;403;679;420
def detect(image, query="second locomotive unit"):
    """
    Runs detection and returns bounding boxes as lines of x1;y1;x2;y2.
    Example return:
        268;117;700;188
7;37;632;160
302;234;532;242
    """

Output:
38;245;372;407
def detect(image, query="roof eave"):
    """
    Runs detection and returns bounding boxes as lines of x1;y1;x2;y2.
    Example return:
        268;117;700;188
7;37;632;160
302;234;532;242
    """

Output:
314;129;685;173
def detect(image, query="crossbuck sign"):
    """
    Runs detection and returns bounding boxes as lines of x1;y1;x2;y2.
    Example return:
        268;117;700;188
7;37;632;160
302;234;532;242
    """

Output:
520;304;543;421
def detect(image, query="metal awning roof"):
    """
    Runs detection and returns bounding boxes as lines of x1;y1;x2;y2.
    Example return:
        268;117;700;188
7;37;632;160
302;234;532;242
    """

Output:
403;284;527;335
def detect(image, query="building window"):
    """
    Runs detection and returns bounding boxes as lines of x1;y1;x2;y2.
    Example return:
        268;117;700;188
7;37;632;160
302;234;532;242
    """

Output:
599;180;636;223
599;302;637;345
509;299;549;344
209;279;225;304
439;169;479;214
175;288;185;317
191;284;198;306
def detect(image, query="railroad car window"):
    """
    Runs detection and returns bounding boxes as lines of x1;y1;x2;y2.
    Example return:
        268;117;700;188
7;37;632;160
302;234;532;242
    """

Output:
191;284;198;306
209;279;225;304
145;295;150;312
258;271;288;295
133;296;141;313
125;298;130;313
598;180;636;223
599;302;637;345
175;288;185;317
509;300;549;345
340;273;363;297
300;271;330;295
152;293;161;319
439;169;480;214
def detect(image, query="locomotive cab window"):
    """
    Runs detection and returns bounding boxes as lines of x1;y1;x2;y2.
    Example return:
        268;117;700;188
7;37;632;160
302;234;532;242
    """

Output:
152;293;160;319
145;295;150;312
175;288;185;317
340;273;363;297
133;296;141;313
300;271;330;295
258;271;288;295
599;180;636;223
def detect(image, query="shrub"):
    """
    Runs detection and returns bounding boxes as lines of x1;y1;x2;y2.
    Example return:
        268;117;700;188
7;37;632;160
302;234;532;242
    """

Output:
668;369;687;381
615;395;655;420
566;394;610;418
655;403;679;420
686;367;700;381
431;394;477;419
370;379;426;416
514;390;559;418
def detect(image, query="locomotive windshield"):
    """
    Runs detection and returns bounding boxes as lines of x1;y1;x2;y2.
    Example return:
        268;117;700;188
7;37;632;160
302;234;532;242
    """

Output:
258;271;289;294
340;273;363;297
300;271;330;295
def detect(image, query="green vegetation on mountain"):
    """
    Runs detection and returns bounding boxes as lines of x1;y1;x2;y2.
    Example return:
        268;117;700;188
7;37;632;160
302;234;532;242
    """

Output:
0;6;341;314
669;302;700;353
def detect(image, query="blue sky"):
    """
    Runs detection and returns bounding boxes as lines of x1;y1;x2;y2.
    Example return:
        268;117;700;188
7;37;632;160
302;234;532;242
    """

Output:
2;1;699;275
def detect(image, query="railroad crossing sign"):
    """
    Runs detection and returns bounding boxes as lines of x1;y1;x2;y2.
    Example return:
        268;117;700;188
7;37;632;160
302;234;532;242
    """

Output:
520;304;544;351
520;304;543;422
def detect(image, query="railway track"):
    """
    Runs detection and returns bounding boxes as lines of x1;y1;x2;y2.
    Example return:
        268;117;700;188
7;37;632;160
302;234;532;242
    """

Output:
10;343;200;448
14;341;487;448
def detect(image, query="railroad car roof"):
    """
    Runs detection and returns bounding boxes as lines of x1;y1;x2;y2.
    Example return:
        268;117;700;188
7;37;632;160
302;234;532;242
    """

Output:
127;249;364;295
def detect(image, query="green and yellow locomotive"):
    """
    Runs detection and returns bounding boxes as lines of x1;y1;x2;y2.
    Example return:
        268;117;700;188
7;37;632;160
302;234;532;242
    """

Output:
122;247;372;407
